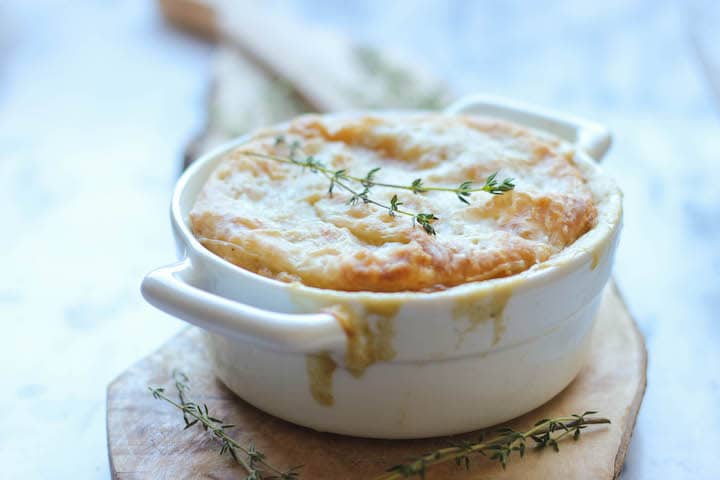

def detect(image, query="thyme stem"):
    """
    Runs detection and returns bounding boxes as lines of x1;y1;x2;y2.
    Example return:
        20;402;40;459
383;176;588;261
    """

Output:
375;412;610;480
237;139;515;236
241;150;514;197
150;373;301;480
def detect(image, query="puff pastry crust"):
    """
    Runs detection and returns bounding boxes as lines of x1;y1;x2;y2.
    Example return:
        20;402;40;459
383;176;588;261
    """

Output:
190;114;597;292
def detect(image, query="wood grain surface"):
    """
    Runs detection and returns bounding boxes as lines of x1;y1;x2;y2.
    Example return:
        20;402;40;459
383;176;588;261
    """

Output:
107;283;646;479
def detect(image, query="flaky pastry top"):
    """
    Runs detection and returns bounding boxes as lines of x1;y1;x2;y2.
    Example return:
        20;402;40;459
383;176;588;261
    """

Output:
190;114;597;292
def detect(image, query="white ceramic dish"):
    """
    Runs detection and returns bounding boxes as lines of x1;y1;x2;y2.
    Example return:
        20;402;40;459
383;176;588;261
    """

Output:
142;95;622;439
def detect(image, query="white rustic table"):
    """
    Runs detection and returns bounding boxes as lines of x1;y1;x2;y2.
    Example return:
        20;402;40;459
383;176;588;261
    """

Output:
1;0;718;478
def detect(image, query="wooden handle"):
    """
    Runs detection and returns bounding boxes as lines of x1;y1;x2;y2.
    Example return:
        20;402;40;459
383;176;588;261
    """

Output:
158;0;356;112
218;3;355;112
157;0;219;40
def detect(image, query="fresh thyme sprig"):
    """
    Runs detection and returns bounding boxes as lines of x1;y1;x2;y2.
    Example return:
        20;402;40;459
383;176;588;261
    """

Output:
150;372;608;479
238;136;515;235
270;136;515;199
375;411;610;480
149;371;302;480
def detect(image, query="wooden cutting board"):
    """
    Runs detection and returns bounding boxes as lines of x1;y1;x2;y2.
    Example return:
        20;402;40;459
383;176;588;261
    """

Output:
107;283;646;479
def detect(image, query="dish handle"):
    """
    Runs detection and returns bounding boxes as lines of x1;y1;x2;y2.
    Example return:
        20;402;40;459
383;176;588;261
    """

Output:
141;259;347;354
444;94;612;162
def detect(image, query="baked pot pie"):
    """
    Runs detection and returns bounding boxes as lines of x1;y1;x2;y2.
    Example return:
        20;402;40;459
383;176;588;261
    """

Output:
142;97;622;438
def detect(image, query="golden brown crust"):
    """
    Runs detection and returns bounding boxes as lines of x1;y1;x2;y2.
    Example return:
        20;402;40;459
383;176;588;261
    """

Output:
190;113;597;292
